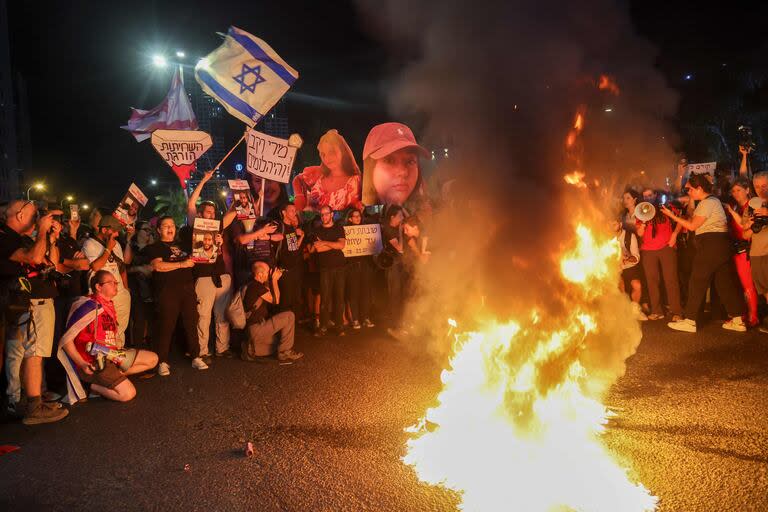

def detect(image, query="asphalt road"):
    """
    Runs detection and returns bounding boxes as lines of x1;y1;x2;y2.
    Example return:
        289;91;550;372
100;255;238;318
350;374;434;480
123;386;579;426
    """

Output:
1;321;766;512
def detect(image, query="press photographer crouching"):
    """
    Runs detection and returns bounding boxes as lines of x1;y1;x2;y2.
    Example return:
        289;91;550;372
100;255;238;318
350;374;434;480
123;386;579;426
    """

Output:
241;261;303;362
58;270;158;402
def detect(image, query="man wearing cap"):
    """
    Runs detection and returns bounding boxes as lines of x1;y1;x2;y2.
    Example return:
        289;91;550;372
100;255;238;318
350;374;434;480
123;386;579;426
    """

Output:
361;122;430;208
81;214;134;347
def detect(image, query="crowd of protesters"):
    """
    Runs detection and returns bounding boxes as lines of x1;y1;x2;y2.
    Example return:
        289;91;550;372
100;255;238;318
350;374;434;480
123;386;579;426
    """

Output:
617;146;768;335
0;122;432;425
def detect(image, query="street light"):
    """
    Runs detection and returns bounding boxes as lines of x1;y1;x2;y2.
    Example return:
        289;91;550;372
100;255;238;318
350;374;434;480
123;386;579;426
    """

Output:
150;178;158;186
60;194;74;207
81;204;90;211
152;55;167;68
26;182;45;200
176;51;185;58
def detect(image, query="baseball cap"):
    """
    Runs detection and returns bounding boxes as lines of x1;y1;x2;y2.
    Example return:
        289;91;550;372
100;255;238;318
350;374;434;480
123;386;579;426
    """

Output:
362;122;429;161
99;214;123;231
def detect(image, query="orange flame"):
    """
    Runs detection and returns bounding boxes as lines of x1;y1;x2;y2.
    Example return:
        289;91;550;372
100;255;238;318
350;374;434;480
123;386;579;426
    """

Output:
564;171;587;188
403;225;656;511
598;74;620;95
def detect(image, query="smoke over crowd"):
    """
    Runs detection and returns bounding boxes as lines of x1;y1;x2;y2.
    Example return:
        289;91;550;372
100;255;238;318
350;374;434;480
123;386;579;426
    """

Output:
358;0;680;406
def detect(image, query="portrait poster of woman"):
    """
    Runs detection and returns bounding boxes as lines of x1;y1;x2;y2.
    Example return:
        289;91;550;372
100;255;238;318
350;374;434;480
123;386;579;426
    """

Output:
292;129;363;213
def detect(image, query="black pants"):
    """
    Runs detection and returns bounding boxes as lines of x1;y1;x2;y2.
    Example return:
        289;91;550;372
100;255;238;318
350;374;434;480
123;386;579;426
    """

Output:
154;282;200;363
345;258;372;323
319;267;345;329
277;266;303;316
684;233;745;320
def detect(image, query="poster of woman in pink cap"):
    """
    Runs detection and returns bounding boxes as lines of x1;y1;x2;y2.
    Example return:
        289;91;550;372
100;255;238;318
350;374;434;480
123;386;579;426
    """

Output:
361;122;429;207
292;129;362;212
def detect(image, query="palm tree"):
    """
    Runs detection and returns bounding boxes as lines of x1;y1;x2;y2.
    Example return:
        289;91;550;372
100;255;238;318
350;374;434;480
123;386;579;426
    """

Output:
153;187;187;226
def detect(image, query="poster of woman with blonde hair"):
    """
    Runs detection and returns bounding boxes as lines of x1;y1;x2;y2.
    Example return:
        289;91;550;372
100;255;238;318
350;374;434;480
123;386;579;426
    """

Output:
292;129;362;212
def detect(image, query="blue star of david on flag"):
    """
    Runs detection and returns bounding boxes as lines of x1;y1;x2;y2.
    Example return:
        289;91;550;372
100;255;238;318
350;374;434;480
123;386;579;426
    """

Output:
233;63;266;94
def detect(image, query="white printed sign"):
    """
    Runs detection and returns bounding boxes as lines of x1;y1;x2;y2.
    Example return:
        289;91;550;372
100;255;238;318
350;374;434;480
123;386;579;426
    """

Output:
113;183;148;226
151;130;213;167
245;129;296;184
192;218;221;263
685;162;716;176
343;224;383;258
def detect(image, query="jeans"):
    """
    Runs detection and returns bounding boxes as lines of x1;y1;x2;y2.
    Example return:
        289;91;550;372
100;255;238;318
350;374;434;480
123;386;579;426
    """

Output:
195;274;233;356
319;267;345;329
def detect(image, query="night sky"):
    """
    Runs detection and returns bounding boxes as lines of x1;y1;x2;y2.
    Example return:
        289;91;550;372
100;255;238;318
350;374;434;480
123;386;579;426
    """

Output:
6;0;768;206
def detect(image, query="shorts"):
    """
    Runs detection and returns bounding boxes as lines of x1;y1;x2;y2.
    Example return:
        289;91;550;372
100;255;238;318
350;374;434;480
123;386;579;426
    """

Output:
77;348;138;389
10;299;56;358
621;264;643;283
750;255;768;295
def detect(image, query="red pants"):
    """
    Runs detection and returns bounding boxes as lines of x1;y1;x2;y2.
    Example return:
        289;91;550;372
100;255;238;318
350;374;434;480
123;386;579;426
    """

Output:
734;252;759;326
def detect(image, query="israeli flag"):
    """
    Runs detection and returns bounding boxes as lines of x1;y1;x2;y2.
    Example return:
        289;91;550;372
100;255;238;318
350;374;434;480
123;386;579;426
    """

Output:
195;26;299;126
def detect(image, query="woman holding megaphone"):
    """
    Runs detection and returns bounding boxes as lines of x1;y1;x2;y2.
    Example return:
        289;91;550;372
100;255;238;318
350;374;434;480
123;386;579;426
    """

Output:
660;173;746;333
635;191;684;321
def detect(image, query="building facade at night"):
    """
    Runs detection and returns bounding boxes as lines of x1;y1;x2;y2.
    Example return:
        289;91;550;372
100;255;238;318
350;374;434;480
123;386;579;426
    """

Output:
0;0;20;201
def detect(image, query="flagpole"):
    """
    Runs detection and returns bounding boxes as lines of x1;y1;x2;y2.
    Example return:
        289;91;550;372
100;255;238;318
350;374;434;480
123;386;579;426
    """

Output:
260;178;265;217
206;132;247;173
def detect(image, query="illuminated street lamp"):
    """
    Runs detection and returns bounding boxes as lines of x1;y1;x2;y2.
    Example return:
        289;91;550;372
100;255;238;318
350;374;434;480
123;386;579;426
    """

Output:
26;182;45;200
81;204;90;211
60;194;75;207
150;178;158;186
152;55;167;68
176;51;185;58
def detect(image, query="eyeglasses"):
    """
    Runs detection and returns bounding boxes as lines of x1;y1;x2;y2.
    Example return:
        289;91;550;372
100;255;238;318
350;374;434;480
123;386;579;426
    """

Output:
98;279;118;286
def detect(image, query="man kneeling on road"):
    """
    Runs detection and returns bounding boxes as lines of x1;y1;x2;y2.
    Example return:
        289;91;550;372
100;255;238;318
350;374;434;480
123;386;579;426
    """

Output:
242;261;303;363
58;270;158;402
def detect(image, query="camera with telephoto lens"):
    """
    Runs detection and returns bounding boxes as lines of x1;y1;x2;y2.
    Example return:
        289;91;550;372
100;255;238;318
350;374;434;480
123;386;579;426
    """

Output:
752;216;768;233
738;125;756;152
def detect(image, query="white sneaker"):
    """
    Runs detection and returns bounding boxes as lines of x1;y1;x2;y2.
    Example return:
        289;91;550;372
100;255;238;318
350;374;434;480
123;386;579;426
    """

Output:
191;357;209;370
668;318;696;333
158;362;171;376
722;317;747;332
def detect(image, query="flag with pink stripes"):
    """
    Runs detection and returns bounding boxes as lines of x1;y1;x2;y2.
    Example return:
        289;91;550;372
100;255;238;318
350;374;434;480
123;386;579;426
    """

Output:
121;68;198;142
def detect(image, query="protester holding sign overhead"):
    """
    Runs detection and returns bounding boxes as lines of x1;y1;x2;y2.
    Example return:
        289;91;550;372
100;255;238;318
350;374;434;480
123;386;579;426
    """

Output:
293;129;362;213
186;170;238;359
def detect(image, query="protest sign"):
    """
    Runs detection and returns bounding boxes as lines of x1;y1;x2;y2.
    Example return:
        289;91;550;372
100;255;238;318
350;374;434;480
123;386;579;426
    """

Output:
246;129;297;184
151;130;213;187
191;218;221;263
685;162;716;176
113;183;148;226
69;204;80;222
342;224;383;258
228;180;257;219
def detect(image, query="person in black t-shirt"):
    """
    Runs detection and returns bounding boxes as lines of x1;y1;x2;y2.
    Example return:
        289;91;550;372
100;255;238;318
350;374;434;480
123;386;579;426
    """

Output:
241;261;302;362
380;205;408;336
309;205;346;336
231;218;281;288
144;216;206;376
275;203;305;317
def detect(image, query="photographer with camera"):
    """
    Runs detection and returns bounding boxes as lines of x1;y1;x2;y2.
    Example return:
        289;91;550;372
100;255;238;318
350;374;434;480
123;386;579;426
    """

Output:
742;172;768;332
663;173;746;333
57;270;158;403
241;261;302;362
1;200;69;425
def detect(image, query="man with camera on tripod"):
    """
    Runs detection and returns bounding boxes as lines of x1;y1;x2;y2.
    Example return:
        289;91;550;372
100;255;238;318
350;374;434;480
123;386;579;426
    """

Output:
1;200;69;424
742;172;768;333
